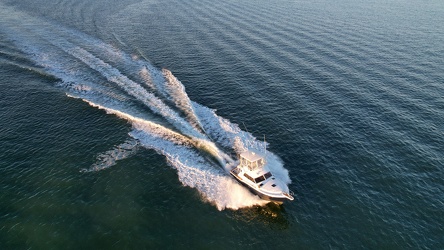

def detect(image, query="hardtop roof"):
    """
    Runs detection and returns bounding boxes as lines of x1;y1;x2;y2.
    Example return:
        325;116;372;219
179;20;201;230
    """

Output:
240;151;264;162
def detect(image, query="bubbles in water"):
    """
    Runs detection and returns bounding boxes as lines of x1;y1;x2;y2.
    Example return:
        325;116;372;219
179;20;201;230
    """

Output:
4;13;290;209
81;139;139;173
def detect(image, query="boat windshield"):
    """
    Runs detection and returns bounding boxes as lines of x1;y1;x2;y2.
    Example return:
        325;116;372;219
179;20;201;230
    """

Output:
254;172;273;183
254;175;266;183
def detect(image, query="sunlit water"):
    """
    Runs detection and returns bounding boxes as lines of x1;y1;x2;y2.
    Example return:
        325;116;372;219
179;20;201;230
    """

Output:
1;0;443;248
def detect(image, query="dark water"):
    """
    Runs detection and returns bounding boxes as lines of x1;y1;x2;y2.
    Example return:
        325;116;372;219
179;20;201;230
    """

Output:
1;0;443;248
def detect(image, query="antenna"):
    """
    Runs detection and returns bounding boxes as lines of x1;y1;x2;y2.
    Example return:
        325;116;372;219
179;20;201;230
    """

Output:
264;135;267;156
242;122;252;149
242;122;249;133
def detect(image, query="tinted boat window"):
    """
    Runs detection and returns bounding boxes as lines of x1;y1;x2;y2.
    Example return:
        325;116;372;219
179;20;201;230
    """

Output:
255;175;266;183
264;172;272;179
241;158;247;167
258;159;264;167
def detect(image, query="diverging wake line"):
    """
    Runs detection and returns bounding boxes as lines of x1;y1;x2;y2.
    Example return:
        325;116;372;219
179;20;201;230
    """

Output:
2;8;290;209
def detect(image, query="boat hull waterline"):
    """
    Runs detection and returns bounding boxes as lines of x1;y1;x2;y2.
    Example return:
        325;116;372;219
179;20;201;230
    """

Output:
230;170;294;203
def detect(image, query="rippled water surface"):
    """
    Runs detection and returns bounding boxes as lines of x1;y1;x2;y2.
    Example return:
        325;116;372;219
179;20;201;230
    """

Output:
1;0;443;248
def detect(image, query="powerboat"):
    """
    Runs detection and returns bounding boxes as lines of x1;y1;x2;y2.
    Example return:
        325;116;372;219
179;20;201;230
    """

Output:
230;150;294;203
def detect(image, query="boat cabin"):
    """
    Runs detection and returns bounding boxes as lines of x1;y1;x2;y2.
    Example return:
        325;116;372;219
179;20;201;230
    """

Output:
239;151;265;171
238;151;273;184
231;150;294;202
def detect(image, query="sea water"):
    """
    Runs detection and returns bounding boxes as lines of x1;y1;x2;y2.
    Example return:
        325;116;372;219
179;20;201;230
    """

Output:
0;0;443;248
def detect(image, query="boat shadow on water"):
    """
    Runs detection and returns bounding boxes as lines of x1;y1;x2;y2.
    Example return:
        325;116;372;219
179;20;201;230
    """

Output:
230;202;291;229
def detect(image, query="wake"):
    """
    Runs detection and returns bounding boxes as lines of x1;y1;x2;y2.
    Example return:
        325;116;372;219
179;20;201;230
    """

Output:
1;4;290;210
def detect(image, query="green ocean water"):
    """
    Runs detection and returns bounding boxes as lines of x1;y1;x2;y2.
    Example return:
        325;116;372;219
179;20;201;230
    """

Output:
1;0;443;248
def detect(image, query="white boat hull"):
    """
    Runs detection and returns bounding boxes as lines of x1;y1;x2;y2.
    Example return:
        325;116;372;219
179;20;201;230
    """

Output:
230;169;294;203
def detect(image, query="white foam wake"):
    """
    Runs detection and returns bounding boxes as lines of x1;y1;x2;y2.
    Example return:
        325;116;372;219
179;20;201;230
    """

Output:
78;97;267;210
81;139;139;173
193;102;291;183
129;128;268;210
162;68;206;134
3;7;291;209
62;44;205;140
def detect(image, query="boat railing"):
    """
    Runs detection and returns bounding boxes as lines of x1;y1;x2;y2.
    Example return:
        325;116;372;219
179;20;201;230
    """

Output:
283;191;294;200
230;167;241;176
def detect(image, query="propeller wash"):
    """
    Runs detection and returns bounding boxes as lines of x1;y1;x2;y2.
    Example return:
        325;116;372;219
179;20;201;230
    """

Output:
1;4;292;210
